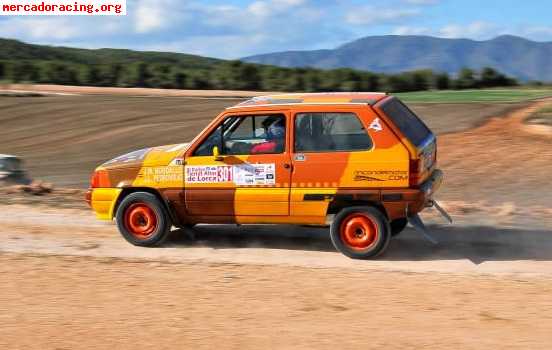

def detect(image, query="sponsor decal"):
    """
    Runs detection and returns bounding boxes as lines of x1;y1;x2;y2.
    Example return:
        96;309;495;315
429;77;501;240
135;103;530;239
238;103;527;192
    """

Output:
368;118;383;132
353;170;408;182
185;163;276;185
186;165;233;184
143;167;183;183
234;163;276;186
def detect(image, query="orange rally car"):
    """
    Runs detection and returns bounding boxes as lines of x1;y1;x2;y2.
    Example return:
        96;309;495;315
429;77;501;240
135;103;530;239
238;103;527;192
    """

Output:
87;92;451;259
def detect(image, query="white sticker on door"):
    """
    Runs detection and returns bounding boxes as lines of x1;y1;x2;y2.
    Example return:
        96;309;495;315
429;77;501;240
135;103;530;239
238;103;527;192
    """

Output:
234;163;276;186
185;165;233;184
185;164;275;185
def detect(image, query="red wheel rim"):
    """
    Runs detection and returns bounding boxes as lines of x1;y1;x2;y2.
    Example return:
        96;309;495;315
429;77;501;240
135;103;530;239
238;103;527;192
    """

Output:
340;213;379;250
124;202;158;239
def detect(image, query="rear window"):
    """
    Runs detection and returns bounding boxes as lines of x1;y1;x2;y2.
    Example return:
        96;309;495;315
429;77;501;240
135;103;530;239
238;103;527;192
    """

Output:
380;99;432;147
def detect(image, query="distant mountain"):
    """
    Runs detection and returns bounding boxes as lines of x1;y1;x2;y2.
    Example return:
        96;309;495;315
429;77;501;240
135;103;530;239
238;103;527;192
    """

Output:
242;35;552;81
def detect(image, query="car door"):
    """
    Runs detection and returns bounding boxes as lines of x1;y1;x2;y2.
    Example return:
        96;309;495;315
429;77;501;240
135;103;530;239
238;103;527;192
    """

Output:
289;107;409;218
184;111;292;221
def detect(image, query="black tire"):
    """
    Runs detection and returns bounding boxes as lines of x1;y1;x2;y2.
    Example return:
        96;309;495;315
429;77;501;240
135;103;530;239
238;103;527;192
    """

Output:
330;206;391;259
390;218;408;237
116;192;171;247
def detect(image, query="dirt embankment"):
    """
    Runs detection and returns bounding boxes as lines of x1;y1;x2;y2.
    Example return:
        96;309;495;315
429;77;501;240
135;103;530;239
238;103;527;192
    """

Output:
439;98;552;207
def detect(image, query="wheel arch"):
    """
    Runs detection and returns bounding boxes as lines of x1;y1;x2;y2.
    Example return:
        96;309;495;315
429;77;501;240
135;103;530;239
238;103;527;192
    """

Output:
327;199;389;220
113;187;181;226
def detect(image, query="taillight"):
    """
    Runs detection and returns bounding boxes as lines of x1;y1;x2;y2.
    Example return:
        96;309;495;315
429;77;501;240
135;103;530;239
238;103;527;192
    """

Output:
409;159;422;187
90;169;111;188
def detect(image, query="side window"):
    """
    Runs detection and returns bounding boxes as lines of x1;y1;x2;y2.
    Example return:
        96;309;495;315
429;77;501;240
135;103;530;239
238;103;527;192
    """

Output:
294;112;373;152
193;114;286;156
193;124;223;156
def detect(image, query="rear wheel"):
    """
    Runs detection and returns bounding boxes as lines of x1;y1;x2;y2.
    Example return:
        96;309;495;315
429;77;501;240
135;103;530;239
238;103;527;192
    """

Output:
390;218;408;237
116;192;171;246
330;206;390;259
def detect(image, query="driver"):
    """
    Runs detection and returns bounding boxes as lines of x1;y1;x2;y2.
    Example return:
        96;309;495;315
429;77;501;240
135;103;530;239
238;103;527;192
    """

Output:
250;118;285;154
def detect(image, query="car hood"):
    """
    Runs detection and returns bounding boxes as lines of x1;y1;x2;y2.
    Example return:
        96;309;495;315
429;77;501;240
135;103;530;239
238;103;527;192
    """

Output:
100;143;190;169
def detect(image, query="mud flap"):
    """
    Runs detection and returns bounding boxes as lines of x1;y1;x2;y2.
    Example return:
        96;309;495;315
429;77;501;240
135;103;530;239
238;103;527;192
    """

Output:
432;200;453;224
407;213;438;244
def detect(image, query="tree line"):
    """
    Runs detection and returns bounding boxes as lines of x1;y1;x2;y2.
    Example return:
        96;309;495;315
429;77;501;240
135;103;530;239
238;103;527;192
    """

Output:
0;59;519;92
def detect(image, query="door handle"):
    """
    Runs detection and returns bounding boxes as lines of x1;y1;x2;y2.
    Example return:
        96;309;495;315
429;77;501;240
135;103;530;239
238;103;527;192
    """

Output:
283;163;291;169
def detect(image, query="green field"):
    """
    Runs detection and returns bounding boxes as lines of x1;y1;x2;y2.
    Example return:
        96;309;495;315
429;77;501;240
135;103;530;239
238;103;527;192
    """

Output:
395;88;552;103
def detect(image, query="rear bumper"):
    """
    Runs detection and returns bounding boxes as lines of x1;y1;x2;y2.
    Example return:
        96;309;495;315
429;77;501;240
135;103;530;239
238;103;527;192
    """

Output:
409;168;443;214
381;169;443;220
419;168;443;204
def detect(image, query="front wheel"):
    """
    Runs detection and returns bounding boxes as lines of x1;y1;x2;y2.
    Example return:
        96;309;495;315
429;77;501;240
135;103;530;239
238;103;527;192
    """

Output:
116;192;171;247
330;206;391;259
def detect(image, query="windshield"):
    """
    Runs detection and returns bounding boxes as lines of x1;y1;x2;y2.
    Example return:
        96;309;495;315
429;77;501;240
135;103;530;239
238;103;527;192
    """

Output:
380;99;432;147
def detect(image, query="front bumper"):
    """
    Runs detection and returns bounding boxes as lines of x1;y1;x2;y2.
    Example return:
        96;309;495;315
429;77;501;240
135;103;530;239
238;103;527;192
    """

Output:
87;188;123;220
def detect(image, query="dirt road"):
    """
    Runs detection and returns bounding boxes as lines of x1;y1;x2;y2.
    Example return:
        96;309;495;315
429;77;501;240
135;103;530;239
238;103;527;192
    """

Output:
2;203;552;349
3;252;552;350
2;202;552;349
0;203;551;276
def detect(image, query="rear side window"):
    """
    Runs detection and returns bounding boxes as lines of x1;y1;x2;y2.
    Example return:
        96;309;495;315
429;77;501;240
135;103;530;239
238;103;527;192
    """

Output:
380;99;431;147
295;112;372;152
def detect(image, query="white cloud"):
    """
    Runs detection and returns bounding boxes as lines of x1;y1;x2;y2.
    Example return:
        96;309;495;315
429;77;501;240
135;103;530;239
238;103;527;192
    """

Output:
345;6;421;26
247;0;307;19
392;26;431;36
439;21;496;39
156;0;336;57
134;0;183;33
247;1;271;18
0;17;123;41
0;18;81;40
403;0;439;4
521;26;552;37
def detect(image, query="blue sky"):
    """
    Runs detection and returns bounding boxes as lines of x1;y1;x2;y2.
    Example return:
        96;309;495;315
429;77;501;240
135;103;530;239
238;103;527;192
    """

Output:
1;0;551;58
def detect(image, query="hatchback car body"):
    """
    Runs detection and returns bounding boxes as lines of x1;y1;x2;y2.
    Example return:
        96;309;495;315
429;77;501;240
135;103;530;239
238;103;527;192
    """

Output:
87;93;449;258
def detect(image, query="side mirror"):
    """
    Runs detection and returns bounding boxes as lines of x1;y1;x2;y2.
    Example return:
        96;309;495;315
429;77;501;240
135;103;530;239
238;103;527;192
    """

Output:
212;146;223;161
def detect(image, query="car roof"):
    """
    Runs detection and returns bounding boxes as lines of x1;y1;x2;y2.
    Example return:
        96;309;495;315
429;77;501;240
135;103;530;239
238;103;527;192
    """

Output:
0;154;18;159
227;92;389;110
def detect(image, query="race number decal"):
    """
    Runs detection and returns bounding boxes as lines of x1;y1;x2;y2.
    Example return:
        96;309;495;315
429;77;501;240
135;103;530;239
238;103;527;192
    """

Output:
185;165;233;184
185;164;276;185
